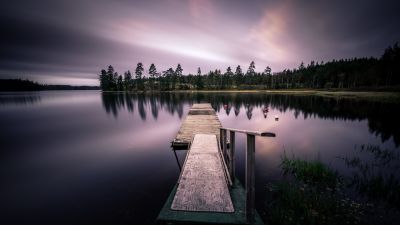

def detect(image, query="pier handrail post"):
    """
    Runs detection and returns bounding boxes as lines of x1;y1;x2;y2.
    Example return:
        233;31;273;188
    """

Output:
221;127;275;223
246;134;255;223
229;131;235;183
220;128;227;159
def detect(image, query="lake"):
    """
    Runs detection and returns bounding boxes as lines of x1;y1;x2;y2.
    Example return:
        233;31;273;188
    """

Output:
1;91;399;224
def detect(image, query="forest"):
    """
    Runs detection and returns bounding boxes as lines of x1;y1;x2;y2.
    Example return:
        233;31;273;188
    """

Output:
99;43;400;91
0;79;100;91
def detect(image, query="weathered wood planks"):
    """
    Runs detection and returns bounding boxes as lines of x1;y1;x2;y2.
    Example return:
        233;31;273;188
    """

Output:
172;103;221;148
171;134;234;212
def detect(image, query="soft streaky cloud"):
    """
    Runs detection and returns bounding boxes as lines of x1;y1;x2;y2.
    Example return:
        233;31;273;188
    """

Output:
99;19;235;64
247;4;297;67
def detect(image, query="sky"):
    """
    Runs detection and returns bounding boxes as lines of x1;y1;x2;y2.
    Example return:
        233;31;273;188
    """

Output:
1;0;400;85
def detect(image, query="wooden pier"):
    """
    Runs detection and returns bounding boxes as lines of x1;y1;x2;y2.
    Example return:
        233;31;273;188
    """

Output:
158;103;276;225
172;103;221;148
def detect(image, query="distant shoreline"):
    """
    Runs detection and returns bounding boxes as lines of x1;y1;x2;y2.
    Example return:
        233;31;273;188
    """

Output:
0;79;100;91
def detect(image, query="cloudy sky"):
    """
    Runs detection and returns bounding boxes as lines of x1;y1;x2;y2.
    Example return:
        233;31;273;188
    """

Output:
1;0;399;85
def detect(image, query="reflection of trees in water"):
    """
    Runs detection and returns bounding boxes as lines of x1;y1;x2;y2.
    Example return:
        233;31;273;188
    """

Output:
101;92;400;146
245;104;254;120
149;95;158;120
0;93;41;105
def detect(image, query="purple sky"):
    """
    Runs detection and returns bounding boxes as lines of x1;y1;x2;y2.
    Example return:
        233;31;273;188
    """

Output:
1;0;399;85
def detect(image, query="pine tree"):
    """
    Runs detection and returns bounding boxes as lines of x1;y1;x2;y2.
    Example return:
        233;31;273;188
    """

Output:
149;63;157;90
246;61;256;85
235;65;243;87
124;70;132;91
99;69;108;90
117;75;123;91
173;64;183;89
135;62;144;90
149;63;157;79
196;67;203;89
247;61;256;75
107;65;117;90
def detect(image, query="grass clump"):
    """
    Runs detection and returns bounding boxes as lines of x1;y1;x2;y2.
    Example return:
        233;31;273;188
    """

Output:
281;153;340;190
264;153;363;225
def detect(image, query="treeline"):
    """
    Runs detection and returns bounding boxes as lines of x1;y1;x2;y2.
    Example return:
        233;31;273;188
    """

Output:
99;43;400;91
0;79;100;91
0;79;42;91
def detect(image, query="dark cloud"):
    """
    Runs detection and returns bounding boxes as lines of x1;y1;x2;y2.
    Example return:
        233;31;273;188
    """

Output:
0;0;399;85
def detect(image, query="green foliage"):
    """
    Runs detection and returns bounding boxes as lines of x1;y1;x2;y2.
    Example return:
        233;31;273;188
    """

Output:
265;155;363;225
281;153;340;189
265;182;362;225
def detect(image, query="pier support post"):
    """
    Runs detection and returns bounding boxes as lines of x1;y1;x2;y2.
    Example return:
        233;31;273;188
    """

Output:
245;134;255;223
229;131;235;183
220;128;227;158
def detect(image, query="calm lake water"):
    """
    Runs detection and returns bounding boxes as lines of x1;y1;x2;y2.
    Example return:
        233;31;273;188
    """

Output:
1;91;399;224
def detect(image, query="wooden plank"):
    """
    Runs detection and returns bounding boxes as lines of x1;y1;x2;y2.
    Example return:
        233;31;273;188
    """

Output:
172;103;221;147
157;179;265;225
171;134;234;212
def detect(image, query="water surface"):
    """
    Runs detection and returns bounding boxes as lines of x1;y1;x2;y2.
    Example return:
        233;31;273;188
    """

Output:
1;91;399;224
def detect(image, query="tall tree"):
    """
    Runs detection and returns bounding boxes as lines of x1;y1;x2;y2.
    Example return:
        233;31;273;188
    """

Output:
175;64;183;76
264;66;271;76
225;66;233;87
149;63;157;90
247;61;256;75
135;62;144;90
235;65;243;87
99;69;108;90
117;75;123;91
163;68;175;90
246;61;256;85
196;67;203;89
174;64;183;88
107;65;117;90
135;62;144;80
149;63;157;79
124;70;132;91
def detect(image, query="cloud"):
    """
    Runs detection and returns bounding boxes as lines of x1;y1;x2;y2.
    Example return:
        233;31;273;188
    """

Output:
248;4;293;63
0;0;399;84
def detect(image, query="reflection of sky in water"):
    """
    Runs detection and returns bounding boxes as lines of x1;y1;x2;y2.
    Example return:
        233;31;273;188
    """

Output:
0;91;399;224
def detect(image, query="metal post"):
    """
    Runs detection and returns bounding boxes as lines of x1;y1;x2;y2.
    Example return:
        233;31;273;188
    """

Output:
245;134;255;222
229;131;235;183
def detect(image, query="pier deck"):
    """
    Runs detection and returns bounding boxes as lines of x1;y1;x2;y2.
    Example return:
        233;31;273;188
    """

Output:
158;103;270;225
171;134;234;212
172;103;221;148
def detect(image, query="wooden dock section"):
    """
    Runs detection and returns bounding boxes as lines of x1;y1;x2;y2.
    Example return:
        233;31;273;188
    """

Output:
157;179;264;225
171;134;234;212
172;103;221;148
157;103;275;225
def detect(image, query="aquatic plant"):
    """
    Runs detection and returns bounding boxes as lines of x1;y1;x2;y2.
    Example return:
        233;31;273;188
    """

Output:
265;154;363;225
281;153;340;190
339;144;400;208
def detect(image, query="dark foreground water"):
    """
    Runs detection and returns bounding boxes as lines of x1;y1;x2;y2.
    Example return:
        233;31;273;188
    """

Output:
0;91;399;225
